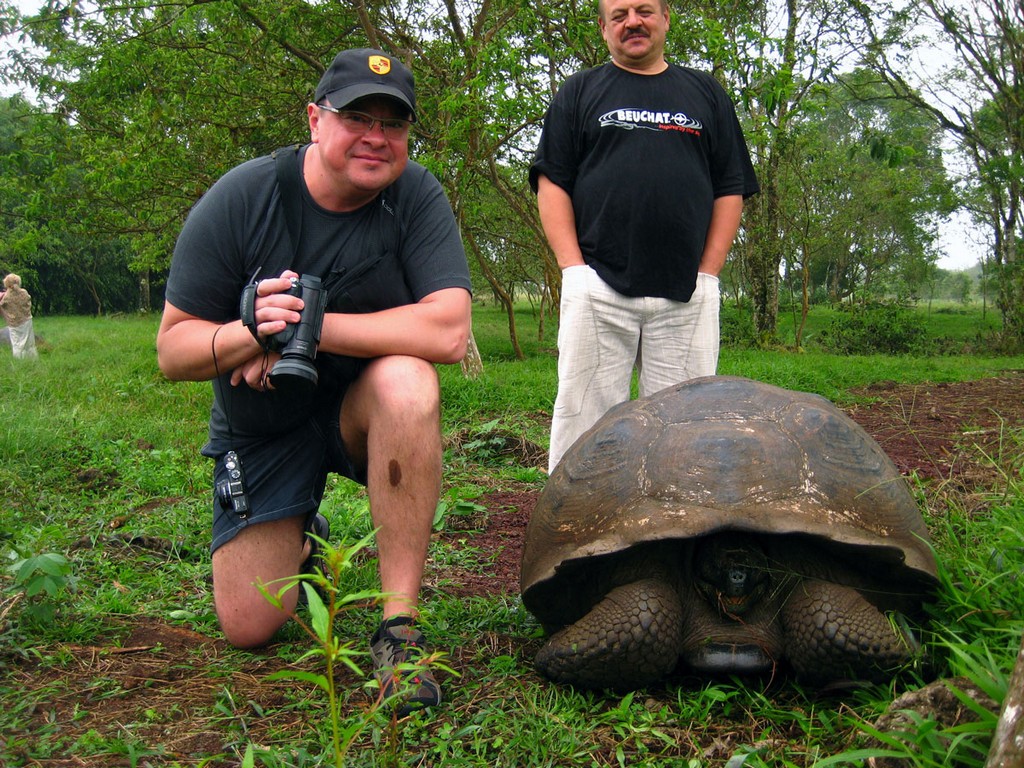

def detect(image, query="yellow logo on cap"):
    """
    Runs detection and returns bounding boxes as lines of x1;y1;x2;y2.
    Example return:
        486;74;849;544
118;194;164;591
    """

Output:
368;55;391;75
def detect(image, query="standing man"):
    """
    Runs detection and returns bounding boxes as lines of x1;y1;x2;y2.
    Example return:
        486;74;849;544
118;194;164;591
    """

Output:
531;0;759;472
157;48;472;715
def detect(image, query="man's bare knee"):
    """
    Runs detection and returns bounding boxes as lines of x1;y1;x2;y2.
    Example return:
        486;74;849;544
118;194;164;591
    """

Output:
217;599;292;649
211;516;305;648
352;356;440;420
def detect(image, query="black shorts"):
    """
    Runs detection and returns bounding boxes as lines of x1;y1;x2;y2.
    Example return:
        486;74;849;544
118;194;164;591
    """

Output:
202;397;365;553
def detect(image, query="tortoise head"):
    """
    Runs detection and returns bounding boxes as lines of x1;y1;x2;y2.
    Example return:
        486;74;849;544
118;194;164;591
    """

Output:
694;533;772;619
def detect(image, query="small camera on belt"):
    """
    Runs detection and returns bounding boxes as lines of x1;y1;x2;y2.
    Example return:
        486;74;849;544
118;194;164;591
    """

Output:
216;450;250;518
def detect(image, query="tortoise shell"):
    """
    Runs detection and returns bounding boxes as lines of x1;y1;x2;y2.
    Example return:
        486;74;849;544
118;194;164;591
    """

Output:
521;376;937;625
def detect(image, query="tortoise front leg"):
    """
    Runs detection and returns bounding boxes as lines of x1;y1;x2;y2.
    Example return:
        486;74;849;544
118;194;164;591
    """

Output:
534;579;683;690
782;579;916;683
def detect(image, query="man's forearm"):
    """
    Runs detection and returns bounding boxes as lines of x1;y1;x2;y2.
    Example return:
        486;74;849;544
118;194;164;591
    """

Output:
157;312;265;382
698;195;744;276
318;288;471;365
537;175;586;269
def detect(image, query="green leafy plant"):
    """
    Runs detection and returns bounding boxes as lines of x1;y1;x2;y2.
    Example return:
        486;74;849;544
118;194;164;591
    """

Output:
433;485;487;531
458;418;509;463
256;531;379;767
9;552;76;624
256;531;453;766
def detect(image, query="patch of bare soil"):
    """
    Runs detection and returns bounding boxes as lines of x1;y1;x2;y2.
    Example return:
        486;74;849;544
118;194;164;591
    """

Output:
846;373;1024;487
7;373;1024;766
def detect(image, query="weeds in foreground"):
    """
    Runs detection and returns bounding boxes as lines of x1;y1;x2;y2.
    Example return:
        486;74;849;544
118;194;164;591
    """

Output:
8;552;76;624
257;531;380;767
255;531;454;767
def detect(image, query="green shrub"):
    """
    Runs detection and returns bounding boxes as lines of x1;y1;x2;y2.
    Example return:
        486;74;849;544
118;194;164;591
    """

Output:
816;301;930;355
721;304;760;348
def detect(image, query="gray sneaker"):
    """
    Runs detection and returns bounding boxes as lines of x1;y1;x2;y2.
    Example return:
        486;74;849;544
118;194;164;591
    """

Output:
369;616;441;716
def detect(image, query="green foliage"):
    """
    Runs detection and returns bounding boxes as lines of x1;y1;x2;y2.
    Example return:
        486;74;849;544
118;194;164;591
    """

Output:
260;533;380;766
1;0;1015;353
457;418;507;461
721;302;761;348
8;552;75;624
775;70;952;311
260;529;457;766
12;552;72;599
432;485;487;532
816;301;931;355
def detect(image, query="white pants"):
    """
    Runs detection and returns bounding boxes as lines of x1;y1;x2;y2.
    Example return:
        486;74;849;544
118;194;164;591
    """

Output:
548;265;720;473
9;320;38;360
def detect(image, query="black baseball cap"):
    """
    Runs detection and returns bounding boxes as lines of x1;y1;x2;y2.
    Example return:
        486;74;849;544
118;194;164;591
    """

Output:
314;48;416;122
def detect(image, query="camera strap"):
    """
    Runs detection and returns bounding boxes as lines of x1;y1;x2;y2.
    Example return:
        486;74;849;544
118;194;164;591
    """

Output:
272;144;304;257
269;144;401;301
239;282;270;351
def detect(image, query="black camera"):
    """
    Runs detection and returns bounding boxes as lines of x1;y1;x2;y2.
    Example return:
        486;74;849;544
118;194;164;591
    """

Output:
268;274;328;397
216;450;250;517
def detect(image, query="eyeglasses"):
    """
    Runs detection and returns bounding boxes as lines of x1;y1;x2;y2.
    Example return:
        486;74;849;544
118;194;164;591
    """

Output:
317;105;412;139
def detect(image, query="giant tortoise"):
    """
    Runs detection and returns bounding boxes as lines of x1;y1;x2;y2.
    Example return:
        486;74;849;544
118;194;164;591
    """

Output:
521;376;938;690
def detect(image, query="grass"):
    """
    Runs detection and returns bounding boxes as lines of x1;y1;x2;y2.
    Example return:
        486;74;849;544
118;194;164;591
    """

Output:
0;302;1022;766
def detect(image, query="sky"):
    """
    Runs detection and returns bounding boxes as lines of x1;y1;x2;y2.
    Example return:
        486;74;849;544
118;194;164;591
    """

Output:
3;0;986;271
936;211;986;272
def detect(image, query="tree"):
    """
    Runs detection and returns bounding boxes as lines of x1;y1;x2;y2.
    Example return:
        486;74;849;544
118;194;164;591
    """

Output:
351;0;560;359
779;72;950;307
0;95;139;313
685;0;880;341
857;0;1024;346
0;0;982;351
2;1;372;305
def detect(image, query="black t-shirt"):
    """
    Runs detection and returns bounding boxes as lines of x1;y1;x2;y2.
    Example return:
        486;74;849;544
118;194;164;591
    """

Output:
531;63;759;301
167;145;471;438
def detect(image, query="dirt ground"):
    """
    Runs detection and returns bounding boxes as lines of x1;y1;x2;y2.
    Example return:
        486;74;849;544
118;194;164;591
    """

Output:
7;373;1024;766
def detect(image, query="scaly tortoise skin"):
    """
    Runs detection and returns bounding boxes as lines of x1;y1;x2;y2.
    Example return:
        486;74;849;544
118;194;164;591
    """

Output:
520;376;938;690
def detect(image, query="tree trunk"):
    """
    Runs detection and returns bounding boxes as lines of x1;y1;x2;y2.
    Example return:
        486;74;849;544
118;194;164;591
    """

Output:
985;632;1024;768
993;208;1024;349
995;263;1024;348
795;245;810;348
460;329;484;379
138;270;151;312
746;184;782;341
740;0;797;344
463;228;524;360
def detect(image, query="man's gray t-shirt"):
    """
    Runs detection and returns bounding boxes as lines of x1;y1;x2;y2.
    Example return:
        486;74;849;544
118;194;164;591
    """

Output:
167;144;471;439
